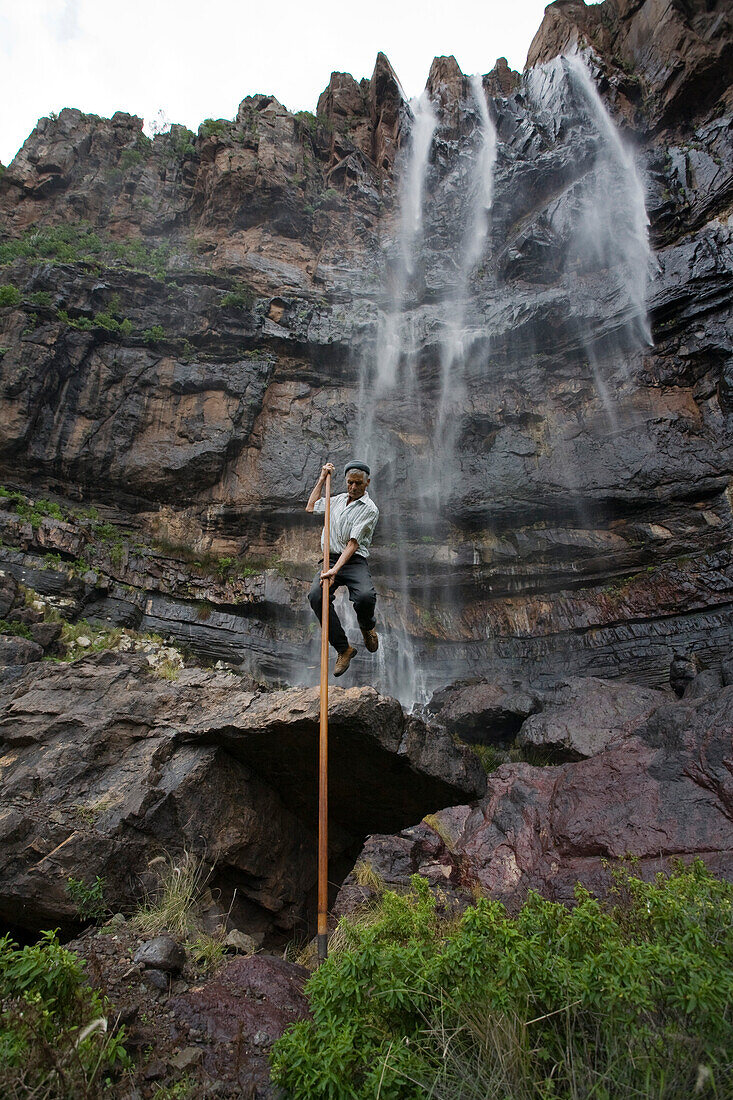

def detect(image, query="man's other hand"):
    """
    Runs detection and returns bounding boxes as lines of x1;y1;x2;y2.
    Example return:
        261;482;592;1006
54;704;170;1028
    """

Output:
321;462;335;479
320;566;338;581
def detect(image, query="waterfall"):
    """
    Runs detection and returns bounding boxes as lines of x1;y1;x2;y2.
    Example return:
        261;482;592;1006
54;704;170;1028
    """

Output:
564;54;652;345
527;54;652;350
434;75;498;495
348;77;498;708
308;56;655;709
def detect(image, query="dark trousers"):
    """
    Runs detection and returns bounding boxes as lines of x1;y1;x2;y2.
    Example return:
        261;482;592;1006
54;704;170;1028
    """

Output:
308;554;377;654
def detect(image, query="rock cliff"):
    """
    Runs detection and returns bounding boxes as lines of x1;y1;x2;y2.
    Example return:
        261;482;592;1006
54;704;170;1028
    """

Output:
1;2;731;705
1;2;732;1092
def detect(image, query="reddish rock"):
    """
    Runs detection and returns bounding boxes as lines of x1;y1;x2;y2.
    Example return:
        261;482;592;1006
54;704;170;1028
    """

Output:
484;57;521;97
369;52;405;173
526;0;733;128
426;56;465;131
338;686;733;914
169;955;309;1093
517;676;667;759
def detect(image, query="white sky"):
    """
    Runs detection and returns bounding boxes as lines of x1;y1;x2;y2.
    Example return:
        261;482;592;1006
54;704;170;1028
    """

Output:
1;0;565;166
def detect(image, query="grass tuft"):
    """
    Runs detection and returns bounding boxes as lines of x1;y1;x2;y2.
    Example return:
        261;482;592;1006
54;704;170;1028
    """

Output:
131;851;211;939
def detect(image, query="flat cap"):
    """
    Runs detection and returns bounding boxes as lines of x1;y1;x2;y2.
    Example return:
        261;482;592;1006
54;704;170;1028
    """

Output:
344;461;371;477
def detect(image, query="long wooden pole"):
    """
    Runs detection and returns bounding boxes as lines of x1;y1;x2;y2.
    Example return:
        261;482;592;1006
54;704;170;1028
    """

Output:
317;470;331;963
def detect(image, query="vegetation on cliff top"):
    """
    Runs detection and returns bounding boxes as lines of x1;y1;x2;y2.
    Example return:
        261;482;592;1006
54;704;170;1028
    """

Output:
271;861;733;1099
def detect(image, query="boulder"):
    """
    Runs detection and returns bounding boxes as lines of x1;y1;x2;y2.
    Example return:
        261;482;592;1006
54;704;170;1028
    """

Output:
427;679;539;743
134;935;187;974
0;653;483;936
684;667;725;700
169;955;309;1090
226;929;257;955
337;685;733;914
0;635;43;665
516;676;667;760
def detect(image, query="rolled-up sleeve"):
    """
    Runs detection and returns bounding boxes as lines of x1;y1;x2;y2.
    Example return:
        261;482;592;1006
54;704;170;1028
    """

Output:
312;498;325;515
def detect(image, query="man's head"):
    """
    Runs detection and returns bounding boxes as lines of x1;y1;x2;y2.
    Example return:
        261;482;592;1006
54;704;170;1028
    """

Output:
344;462;370;502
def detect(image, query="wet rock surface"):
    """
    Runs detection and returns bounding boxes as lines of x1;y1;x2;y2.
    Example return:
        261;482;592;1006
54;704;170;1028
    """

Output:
0;3;730;703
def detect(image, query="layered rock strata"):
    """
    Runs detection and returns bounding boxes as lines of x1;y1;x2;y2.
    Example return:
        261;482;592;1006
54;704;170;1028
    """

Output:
0;2;730;702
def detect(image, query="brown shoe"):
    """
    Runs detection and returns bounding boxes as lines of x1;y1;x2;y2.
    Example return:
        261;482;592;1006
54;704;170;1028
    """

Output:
334;645;357;677
361;628;379;652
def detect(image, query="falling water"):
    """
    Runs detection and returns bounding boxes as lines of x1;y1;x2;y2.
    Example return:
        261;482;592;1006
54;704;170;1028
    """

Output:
527;54;652;354
315;56;655;708
433;74;498;498
348;77;499;707
351;91;439;706
564;54;652;344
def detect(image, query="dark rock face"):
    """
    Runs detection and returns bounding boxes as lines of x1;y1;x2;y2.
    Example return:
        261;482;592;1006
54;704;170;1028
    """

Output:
1;3;730;702
527;0;733;129
337;683;733;914
516;676;666;759
0;653;482;937
427;679;541;743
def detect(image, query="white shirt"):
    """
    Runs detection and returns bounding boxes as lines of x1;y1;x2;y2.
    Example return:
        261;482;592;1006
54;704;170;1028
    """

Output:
313;491;379;558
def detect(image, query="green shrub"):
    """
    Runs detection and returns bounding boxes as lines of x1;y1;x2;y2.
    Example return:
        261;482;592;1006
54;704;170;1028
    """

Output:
295;110;320;137
0;283;21;306
219;285;254;310
469;742;503;773
0;221;172;278
29;290;53;307
199;118;229;140
0;619;34;641
0;490;66;528
143;324;165;345
119;148;145;172
57;308;133;336
66;875;108;923
271;861;733;1099
0;929;129;1097
169;126;197;160
215;555;235;578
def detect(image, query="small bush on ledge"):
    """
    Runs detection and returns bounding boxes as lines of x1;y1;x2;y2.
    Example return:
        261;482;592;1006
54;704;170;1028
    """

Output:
271;861;733;1099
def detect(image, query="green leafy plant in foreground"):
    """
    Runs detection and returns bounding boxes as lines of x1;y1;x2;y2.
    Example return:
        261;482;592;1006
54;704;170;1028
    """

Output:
0;930;129;1098
271;861;733;1099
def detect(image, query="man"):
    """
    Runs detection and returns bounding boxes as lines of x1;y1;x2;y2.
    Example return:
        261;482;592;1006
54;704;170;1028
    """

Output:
306;460;379;676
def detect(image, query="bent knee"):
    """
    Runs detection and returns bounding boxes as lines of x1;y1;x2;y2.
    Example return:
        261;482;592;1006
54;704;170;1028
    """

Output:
308;587;322;610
